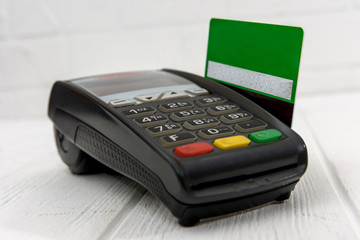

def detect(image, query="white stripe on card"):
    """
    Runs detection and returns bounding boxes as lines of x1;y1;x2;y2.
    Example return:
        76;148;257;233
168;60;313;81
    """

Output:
207;60;293;100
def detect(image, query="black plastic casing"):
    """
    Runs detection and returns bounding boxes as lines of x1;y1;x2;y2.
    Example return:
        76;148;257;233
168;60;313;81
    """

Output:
48;69;307;225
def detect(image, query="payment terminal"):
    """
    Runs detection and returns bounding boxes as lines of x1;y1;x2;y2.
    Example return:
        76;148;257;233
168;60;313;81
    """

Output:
48;69;307;226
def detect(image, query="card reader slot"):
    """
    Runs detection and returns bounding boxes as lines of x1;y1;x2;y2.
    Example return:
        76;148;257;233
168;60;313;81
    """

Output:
180;138;303;187
190;163;298;191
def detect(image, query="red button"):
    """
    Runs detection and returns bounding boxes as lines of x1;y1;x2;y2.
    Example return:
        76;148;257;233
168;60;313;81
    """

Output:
174;142;214;157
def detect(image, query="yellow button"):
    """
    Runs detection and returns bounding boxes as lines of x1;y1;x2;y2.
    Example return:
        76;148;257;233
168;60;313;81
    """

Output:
213;135;251;150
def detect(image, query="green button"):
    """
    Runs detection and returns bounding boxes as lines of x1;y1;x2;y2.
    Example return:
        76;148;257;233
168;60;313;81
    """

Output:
249;129;282;143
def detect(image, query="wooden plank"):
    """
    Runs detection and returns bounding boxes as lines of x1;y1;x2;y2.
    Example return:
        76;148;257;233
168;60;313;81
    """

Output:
295;91;360;235
104;112;359;240
0;119;145;239
1;104;359;239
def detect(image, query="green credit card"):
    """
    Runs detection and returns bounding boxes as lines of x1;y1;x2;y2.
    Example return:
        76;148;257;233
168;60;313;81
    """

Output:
205;18;303;126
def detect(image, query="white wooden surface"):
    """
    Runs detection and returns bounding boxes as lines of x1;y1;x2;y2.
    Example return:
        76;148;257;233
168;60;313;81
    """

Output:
1;92;360;239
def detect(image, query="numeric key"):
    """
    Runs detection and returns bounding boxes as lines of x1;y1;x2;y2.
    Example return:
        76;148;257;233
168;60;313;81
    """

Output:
206;104;239;116
158;101;193;112
235;119;267;132
197;126;235;139
183;117;220;130
195;96;226;107
146;124;182;137
122;106;156;118
220;111;253;124
134;115;168;127
169;109;206;121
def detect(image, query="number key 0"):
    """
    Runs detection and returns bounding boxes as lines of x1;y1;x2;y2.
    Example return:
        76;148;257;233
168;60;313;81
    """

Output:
197;126;235;139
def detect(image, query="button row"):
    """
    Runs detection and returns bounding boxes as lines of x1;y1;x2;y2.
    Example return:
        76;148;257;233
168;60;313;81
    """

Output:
157;97;229;112
109;88;209;107
171;129;282;157
120;96;231;115
156;124;271;147
124;104;248;120
131;111;255;127
133;114;267;133
122;98;230;115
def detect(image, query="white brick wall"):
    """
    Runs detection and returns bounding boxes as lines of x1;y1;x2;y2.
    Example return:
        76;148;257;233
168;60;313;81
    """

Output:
1;0;360;117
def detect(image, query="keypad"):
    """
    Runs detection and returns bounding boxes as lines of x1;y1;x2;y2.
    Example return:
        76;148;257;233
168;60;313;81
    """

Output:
122;94;283;155
110;88;208;106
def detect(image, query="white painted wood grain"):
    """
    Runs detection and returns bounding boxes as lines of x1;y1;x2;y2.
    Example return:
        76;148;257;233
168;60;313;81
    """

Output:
0;119;144;239
1;100;360;239
100;113;360;240
296;91;360;231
